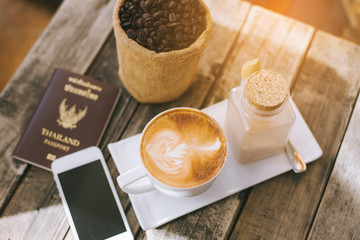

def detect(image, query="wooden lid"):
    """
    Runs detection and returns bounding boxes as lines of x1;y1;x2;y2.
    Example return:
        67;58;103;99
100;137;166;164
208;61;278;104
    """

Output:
245;69;289;111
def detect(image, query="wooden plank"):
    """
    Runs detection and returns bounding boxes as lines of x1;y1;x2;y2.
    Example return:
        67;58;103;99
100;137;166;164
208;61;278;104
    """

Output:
308;62;360;238
124;4;314;240
204;5;314;107
0;33;141;239
230;31;360;239
120;0;251;239
0;167;68;239
0;0;116;214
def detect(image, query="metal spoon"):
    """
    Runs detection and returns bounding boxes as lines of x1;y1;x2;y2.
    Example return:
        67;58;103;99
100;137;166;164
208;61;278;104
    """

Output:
285;141;307;173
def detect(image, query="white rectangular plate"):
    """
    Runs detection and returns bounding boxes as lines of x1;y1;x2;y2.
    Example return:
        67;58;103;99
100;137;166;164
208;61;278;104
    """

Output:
108;99;322;230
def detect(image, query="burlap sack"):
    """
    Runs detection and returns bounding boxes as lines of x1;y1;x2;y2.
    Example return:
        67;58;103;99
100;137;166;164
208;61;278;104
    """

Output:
113;0;212;103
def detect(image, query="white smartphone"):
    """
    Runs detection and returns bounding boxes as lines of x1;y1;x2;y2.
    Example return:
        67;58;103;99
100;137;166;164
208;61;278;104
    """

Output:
52;146;133;240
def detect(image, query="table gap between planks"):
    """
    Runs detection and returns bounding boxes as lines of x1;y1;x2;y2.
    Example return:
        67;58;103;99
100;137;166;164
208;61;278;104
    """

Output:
0;0;359;239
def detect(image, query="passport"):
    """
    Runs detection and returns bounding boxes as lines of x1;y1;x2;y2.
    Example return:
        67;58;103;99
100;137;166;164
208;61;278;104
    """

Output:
13;68;121;170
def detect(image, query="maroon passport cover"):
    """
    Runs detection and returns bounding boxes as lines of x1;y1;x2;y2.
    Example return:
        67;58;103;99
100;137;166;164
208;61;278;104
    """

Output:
13;68;121;170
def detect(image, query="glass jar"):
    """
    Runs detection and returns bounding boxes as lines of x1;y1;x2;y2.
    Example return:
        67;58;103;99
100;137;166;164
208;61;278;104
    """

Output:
225;70;296;164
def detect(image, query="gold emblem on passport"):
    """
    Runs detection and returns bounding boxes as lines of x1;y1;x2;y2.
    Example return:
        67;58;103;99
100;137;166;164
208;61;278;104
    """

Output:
46;153;57;161
57;98;88;129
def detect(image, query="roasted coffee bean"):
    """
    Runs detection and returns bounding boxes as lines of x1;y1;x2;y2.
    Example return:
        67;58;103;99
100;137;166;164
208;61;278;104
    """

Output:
191;18;197;26
181;19;191;26
174;25;184;33
158;25;168;34
144;20;154;28
120;0;207;53
138;29;147;41
142;13;152;19
183;12;190;19
122;21;132;28
167;22;180;28
162;39;169;46
144;0;153;9
153;20;162;28
192;26;198;36
147;38;154;47
143;27;150;36
126;29;137;40
184;26;191;35
135;18;144;28
175;33;184;42
190;8;196;18
165;33;175;41
152;11;162;18
169;12;177;22
168;1;176;9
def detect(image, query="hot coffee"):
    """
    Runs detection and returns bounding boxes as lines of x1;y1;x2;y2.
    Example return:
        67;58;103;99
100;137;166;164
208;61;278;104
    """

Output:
140;108;228;188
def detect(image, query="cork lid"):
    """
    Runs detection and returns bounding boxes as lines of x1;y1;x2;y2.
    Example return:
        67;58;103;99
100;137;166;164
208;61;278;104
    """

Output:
245;69;289;111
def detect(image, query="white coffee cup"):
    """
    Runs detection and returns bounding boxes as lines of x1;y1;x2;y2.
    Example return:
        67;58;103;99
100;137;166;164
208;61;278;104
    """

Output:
117;107;228;197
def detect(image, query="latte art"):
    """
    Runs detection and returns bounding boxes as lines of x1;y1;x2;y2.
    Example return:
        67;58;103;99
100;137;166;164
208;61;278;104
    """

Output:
145;130;187;174
141;108;227;188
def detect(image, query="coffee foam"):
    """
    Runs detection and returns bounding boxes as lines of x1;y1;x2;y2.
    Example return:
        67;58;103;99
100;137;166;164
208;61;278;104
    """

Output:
141;109;227;188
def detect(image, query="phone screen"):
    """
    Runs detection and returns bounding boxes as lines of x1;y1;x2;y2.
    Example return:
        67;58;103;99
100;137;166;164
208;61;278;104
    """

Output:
58;159;126;240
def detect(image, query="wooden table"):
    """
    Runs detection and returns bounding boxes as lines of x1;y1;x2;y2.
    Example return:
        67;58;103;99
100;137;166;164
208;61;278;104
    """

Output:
1;0;360;239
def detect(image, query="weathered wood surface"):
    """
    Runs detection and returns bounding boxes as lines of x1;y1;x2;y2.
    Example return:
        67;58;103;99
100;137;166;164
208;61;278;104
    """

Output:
1;0;360;239
121;0;252;238
307;34;360;240
128;5;315;240
0;0;116;212
205;6;314;107
230;31;360;239
0;0;130;238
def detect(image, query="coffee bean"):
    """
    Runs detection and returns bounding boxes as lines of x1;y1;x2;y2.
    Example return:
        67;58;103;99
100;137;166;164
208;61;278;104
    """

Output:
175;33;184;42
168;1;176;9
138;29;147;41
192;26;198;36
142;13;152;19
147;37;154;47
143;27;150;36
166;33;175;41
167;22;180;28
144;0;153;9
158;25;168;34
153;20;162;28
190;8;196;18
122;21;132;28
179;42;188;49
184;26;191;35
162;39;169;46
181;19;191;26
126;29;137;39
119;0;207;52
135;18;144;28
191;18;197;26
169;12;177;22
152;11;162;18
175;25;184;33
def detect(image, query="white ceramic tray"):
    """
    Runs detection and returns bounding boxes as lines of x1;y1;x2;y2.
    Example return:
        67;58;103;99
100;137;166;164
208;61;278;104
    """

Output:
108;99;322;230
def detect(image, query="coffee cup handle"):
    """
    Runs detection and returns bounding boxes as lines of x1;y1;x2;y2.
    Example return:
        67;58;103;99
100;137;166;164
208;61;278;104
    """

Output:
117;165;155;194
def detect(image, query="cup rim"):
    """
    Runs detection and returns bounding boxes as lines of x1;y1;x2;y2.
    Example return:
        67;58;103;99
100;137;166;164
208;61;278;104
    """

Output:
139;107;228;190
